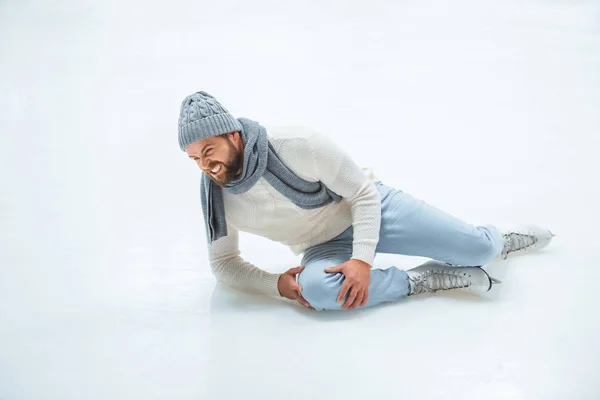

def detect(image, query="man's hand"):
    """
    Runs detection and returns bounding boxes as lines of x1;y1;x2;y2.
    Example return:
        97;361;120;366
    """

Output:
278;266;314;310
324;259;371;310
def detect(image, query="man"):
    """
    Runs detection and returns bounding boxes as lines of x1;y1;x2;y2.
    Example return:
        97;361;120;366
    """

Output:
178;91;553;311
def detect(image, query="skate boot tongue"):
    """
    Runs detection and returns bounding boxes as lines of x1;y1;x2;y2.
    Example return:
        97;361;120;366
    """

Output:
408;270;470;295
501;232;537;259
500;225;554;259
406;262;496;296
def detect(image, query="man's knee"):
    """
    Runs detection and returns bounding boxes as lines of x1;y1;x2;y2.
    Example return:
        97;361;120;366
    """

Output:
456;228;503;266
298;270;343;311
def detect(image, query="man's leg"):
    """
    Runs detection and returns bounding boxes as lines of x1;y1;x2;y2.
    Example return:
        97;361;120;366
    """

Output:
374;182;504;266
298;227;495;311
298;182;504;311
298;227;410;311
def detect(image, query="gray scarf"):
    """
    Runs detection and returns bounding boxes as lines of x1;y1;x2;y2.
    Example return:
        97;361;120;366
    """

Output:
201;118;342;243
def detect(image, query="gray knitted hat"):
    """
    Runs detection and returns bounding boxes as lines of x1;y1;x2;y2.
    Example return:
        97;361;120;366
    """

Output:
178;91;243;151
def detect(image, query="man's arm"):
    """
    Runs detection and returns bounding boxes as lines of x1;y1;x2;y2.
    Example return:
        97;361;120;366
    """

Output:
308;132;381;266
209;224;282;296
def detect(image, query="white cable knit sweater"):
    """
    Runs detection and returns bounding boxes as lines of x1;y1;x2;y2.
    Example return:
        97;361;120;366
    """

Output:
207;126;381;297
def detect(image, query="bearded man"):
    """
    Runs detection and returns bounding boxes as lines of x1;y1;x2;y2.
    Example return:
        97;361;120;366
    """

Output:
178;91;553;311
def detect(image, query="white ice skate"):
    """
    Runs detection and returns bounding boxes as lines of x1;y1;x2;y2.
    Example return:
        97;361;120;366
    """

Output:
501;224;555;259
407;261;500;296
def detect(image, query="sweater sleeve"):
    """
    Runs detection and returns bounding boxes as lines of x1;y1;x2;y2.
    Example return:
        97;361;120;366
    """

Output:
307;133;381;266
208;224;282;296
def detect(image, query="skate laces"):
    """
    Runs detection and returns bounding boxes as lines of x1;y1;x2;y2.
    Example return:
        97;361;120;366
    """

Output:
501;232;538;259
409;269;470;295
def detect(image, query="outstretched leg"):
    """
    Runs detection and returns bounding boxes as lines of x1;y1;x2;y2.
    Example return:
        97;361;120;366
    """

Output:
374;182;504;266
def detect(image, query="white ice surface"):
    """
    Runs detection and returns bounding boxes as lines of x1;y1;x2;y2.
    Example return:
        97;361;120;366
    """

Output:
1;0;600;399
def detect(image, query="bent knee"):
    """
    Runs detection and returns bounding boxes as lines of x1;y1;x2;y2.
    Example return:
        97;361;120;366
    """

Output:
457;232;503;266
298;271;343;311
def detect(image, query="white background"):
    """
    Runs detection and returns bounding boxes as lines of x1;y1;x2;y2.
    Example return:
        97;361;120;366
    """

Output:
1;0;599;399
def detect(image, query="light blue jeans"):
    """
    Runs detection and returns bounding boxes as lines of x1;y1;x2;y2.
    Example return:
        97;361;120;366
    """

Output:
298;182;504;311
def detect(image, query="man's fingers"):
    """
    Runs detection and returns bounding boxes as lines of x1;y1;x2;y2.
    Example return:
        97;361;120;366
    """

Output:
288;266;305;275
360;289;369;307
349;290;365;310
295;292;315;310
336;282;350;304
343;287;358;309
291;282;302;292
324;265;343;274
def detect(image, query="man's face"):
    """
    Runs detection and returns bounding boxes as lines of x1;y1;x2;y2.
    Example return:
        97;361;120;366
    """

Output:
186;132;244;186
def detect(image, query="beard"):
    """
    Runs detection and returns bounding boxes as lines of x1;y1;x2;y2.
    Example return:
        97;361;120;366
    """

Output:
209;137;244;186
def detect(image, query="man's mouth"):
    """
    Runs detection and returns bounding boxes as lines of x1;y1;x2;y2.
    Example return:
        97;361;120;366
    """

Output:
210;165;222;174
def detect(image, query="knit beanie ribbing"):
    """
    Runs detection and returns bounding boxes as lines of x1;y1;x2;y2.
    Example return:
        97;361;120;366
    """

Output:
178;91;242;151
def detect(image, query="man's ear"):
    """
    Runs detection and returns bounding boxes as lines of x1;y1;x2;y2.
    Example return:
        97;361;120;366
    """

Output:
230;131;242;143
